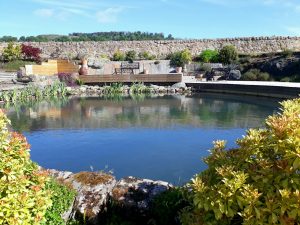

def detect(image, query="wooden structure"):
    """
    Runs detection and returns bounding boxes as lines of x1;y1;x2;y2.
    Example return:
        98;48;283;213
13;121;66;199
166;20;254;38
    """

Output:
80;74;182;84
25;59;79;76
114;62;140;75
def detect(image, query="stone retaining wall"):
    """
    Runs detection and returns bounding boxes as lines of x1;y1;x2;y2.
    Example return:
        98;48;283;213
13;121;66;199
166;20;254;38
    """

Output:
1;36;300;59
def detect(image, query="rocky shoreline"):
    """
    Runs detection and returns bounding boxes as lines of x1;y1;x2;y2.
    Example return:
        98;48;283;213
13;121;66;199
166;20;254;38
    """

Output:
46;169;173;224
66;83;192;96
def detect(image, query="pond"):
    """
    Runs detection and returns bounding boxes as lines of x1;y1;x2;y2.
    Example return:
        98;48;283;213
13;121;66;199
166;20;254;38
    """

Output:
3;93;280;184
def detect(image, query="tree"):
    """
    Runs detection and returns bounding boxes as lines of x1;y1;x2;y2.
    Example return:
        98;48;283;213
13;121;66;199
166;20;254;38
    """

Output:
218;45;238;64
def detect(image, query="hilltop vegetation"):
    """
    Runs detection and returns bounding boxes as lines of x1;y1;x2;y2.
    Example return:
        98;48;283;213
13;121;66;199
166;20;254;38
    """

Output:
0;31;175;42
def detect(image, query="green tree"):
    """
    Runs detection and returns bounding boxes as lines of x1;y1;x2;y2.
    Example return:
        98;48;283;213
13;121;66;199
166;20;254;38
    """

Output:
218;45;238;64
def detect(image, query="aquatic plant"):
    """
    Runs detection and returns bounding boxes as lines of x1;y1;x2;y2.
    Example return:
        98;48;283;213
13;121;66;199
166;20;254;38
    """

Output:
130;82;152;94
103;82;124;95
0;81;67;104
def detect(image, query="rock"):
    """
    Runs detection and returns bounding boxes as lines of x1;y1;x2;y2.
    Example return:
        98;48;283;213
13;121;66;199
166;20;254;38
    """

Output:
228;70;241;80
88;57;110;69
29;75;59;87
111;176;172;215
172;82;187;89
47;169;117;224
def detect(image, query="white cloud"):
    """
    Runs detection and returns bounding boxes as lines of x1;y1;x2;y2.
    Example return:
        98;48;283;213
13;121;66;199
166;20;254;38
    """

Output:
96;7;123;23
34;8;54;17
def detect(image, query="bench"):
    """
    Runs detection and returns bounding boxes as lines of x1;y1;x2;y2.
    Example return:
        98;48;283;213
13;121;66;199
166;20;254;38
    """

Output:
114;62;140;75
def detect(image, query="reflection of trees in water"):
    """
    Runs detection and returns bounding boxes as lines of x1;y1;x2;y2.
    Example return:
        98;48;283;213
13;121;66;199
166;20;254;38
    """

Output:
2;94;279;132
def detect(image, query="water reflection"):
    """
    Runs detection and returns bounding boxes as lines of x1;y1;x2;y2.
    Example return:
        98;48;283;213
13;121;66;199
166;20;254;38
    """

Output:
2;93;280;183
4;94;279;132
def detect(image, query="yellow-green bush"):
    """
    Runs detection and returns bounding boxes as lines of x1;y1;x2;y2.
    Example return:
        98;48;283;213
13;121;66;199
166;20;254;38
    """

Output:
0;110;52;224
183;98;300;225
2;42;21;61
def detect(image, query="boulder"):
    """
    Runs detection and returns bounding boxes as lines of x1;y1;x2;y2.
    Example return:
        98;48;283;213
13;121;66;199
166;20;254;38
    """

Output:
111;176;172;215
88;57;110;69
171;82;187;89
228;70;241;80
47;169;117;224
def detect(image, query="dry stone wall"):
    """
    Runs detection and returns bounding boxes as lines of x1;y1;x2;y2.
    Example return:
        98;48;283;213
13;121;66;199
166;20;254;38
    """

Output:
1;36;300;59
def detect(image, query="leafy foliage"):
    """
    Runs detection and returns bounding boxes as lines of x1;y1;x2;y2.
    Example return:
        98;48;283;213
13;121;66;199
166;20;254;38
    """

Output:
0;111;52;224
170;49;192;67
1;32;175;42
199;50;219;63
150;188;189;225
242;69;270;81
43;179;76;225
138;51;156;60
2;42;22;61
21;44;42;62
58;73;78;87
0;81;67;104
281;49;293;58
183;98;300;225
112;50;125;61
125;50;137;63
218;45;238;64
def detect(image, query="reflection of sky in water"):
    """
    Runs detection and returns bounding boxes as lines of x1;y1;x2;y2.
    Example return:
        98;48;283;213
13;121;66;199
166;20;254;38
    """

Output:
4;93;280;184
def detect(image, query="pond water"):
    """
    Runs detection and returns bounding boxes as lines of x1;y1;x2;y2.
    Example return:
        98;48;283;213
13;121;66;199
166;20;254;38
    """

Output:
3;93;280;184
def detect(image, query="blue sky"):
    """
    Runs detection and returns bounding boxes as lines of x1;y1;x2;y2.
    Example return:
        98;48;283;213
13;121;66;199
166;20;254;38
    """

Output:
0;0;300;38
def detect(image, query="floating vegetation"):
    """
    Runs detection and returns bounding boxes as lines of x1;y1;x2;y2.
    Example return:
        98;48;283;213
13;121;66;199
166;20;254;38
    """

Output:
0;81;67;104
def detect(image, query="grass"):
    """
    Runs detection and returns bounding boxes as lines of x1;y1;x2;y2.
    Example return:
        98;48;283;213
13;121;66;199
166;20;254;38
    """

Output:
2;60;36;72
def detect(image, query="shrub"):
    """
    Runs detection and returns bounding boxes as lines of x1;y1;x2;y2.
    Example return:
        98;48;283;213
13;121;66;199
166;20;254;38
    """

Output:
282;49;293;58
112;50;125;61
2;42;22;61
256;72;270;81
138;51;156;60
21;44;42;62
125;50;137;62
170;49;192;67
58;72;78;87
43;179;76;224
280;77;291;82
183;98;300;225
199;49;219;63
242;69;270;81
200;64;212;73
218;45;238;64
0;110;52;224
151;188;189;225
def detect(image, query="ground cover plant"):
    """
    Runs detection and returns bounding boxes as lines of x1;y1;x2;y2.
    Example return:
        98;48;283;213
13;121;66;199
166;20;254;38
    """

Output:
181;98;300;225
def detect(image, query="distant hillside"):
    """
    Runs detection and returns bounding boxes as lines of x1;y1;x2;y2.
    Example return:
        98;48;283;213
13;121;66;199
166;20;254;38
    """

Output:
0;32;175;42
